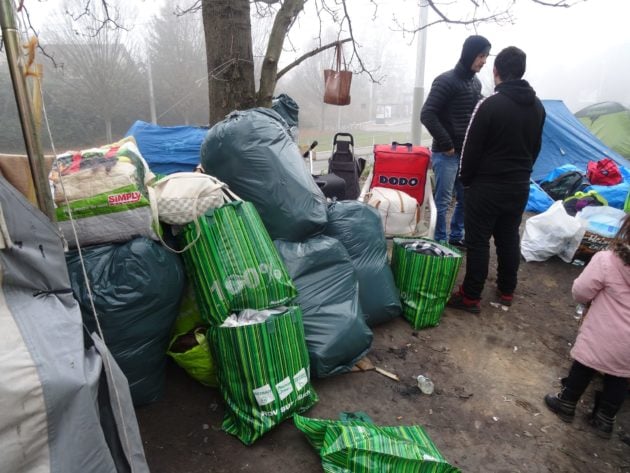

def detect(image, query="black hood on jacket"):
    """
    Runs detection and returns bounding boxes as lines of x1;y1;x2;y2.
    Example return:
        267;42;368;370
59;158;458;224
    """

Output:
495;79;537;106
458;35;491;74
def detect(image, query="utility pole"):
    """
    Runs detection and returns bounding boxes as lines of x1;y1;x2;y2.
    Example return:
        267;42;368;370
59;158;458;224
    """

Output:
147;56;157;124
411;4;429;146
0;0;55;220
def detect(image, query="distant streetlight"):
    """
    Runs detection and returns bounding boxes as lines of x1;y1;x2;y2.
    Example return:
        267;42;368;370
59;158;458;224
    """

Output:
411;4;428;146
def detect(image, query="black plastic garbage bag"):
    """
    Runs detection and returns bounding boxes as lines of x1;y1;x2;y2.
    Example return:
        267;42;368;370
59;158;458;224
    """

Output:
324;201;401;326
274;235;373;377
200;108;327;241
66;237;185;406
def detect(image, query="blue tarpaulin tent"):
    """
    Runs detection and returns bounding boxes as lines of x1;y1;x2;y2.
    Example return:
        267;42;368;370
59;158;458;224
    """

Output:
532;100;630;182
125;120;208;175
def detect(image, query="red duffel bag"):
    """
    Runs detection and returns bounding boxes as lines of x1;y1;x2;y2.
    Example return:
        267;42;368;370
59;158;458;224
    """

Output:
586;158;622;186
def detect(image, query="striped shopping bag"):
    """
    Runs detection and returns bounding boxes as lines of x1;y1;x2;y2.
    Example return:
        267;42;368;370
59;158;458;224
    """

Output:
209;306;318;445
182;201;297;325
391;238;462;329
294;415;460;473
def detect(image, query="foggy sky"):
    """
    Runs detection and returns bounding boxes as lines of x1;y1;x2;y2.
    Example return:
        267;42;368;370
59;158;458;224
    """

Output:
24;0;630;112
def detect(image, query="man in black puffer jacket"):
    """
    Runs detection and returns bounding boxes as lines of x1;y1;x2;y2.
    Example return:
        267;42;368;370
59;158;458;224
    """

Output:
448;46;546;314
421;35;491;247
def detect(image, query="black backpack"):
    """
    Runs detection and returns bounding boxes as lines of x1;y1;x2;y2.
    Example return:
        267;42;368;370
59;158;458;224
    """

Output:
327;133;365;200
540;171;589;201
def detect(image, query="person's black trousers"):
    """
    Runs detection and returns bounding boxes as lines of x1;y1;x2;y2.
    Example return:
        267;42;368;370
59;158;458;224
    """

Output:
564;360;628;407
462;181;529;300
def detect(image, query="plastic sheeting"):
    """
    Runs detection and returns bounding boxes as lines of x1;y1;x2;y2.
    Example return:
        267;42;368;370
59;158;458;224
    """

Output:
324;201;401;326
126;120;208;175
67;237;185;406
0;175;148;473
200;108;327;241
274;235;373;378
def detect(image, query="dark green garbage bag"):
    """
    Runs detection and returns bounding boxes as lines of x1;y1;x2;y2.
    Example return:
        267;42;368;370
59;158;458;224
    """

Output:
182;200;297;325
324;201;402;326
294;415;460;473
200;108;327;241
208;306;318;445
66;237;185;406
274;235;373;378
391;238;462;330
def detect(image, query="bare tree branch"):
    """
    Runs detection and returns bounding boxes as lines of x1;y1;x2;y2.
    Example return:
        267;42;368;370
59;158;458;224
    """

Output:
276;38;351;80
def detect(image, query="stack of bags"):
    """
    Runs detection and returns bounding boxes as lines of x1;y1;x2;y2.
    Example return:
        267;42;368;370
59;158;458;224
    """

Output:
179;194;318;445
57;137;185;406
200;108;401;379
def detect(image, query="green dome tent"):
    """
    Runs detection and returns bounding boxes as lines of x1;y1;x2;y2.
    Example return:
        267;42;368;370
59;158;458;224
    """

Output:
576;102;630;159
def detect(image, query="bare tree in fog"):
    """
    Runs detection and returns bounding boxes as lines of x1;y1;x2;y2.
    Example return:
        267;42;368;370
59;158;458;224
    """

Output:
23;0;581;125
147;6;208;125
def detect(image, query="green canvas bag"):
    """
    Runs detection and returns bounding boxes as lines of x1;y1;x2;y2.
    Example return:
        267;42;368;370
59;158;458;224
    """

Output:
294;415;460;473
182;201;297;325
391;238;462;329
209;306;318;445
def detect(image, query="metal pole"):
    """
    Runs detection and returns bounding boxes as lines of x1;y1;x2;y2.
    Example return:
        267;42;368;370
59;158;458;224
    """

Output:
147;57;157;124
411;3;429;146
0;0;56;220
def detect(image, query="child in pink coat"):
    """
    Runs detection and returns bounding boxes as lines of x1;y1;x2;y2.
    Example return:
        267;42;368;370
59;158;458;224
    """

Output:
544;213;630;438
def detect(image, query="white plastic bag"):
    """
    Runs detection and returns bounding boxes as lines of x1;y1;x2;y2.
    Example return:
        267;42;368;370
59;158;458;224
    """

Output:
576;205;626;238
366;187;420;237
521;201;586;262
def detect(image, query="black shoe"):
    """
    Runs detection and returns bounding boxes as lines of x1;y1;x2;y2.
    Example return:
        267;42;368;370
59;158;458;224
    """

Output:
447;291;480;314
495;289;513;307
588;397;620;440
544;392;577;423
448;239;466;250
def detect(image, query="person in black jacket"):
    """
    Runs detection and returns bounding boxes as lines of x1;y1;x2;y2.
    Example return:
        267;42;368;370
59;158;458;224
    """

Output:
421;35;491;247
448;46;546;313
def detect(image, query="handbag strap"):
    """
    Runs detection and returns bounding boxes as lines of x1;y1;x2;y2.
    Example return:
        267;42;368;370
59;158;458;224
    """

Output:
330;42;347;72
147;185;203;254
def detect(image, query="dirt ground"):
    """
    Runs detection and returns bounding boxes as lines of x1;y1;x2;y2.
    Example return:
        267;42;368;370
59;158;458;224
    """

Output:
135;216;630;473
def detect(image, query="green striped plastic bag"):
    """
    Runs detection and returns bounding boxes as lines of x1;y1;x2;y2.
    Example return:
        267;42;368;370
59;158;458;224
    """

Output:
391;238;462;329
182;201;297;325
209;306;318;445
294;415;460;473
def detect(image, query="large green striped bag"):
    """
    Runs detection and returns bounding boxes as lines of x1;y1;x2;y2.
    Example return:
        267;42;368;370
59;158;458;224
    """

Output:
391;238;462;329
182;201;297;325
209;306;318;445
294;415;460;473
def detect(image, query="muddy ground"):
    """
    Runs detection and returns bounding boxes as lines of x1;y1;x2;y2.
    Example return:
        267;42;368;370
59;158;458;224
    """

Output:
136;217;630;473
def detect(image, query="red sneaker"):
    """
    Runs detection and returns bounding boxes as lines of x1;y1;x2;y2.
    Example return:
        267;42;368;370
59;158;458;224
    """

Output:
496;290;513;307
447;288;481;314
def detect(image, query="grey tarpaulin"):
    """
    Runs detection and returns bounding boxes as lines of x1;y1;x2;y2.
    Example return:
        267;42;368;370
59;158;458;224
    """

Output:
274;235;373;377
0;175;148;473
200;108;327;241
324;201;402;326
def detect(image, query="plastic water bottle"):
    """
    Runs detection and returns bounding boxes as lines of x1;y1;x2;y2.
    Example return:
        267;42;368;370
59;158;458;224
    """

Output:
417;375;434;395
574;303;586;322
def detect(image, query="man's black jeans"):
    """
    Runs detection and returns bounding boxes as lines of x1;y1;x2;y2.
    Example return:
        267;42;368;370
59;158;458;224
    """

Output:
462;181;529;300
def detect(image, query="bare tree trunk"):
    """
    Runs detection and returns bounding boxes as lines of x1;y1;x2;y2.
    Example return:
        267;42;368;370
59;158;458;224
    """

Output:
202;0;256;126
256;0;306;107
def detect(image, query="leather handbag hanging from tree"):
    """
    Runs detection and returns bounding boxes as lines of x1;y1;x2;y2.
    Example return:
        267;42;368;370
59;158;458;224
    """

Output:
323;42;352;106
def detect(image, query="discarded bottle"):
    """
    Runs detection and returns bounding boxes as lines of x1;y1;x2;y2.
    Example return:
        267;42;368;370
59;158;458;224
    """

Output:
416;375;434;395
574;303;586;322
